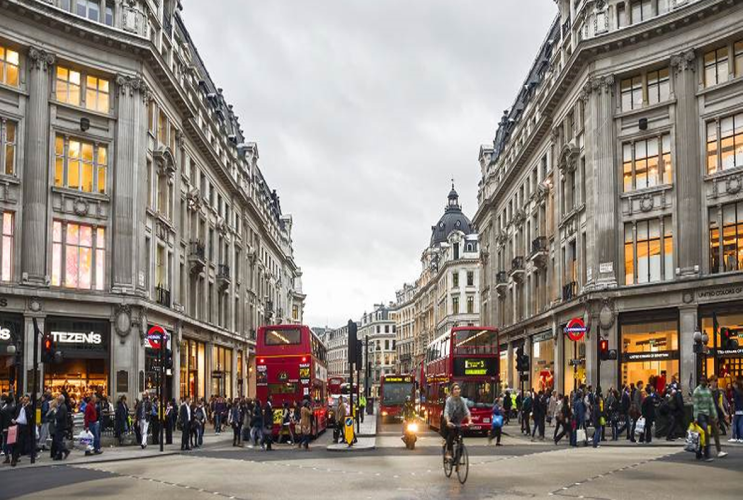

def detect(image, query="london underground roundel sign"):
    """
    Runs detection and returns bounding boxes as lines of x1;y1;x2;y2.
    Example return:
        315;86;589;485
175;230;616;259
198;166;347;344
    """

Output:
565;318;586;342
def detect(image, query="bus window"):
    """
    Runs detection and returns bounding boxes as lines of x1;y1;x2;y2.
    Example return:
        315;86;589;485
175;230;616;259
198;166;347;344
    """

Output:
265;328;302;345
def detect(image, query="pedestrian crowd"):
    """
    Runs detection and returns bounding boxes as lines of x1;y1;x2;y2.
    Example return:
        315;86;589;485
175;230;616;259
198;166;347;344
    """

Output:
494;373;742;460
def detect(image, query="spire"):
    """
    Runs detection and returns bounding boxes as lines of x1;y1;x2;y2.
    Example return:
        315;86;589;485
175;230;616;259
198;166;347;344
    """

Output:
447;180;459;210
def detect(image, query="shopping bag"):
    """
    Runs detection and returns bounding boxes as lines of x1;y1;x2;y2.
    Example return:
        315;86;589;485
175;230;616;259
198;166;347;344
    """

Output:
634;417;646;435
684;429;700;453
576;428;587;443
6;425;18;445
77;430;94;451
492;415;504;428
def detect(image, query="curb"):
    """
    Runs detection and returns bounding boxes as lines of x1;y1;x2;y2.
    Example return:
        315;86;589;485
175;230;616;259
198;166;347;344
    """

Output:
0;450;181;471
326;444;376;452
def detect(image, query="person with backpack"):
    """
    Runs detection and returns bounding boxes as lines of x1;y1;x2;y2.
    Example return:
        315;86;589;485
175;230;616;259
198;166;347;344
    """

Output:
487;397;504;446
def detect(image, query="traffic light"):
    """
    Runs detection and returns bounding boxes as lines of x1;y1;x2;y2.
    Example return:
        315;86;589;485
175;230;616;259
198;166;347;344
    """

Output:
599;338;609;360
516;347;529;372
347;320;358;367
163;348;173;370
42;334;54;364
721;327;739;350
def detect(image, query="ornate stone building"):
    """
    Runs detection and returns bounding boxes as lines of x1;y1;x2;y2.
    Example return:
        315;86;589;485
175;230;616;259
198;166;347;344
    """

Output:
476;0;743;395
0;0;305;403
393;186;481;374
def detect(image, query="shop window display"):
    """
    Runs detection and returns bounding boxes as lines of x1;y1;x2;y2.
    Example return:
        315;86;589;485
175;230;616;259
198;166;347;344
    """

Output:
179;339;205;400
531;336;555;392
701;312;743;383
563;333;586;393
620;317;679;390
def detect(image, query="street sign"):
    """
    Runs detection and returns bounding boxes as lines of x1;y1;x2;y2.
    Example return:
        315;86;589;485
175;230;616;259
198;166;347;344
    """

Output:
344;416;355;445
146;325;168;350
565;318;586;342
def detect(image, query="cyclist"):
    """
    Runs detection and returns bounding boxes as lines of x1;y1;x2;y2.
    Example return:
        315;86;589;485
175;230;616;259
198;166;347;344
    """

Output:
443;382;471;461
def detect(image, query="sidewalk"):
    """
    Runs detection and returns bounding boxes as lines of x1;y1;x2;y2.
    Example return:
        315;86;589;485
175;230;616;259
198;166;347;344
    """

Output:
357;413;377;437
0;431;233;471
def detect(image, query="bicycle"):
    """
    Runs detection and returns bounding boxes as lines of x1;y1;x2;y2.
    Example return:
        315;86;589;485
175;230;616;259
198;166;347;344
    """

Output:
442;424;469;484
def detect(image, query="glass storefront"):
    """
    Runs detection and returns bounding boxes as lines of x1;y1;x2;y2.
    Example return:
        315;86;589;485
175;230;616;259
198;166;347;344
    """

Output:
0;313;23;394
620;311;679;391
44;317;110;409
211;345;233;399
180;338;206;401
531;332;555;392
499;344;508;391
237;350;244;397
145;325;173;399
563;330;586;393
700;306;743;384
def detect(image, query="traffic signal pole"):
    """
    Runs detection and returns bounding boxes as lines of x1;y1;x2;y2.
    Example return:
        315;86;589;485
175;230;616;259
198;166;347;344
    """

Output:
159;328;164;453
30;318;40;465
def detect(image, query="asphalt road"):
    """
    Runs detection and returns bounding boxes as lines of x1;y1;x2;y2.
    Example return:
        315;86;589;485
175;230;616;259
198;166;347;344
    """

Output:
1;418;740;500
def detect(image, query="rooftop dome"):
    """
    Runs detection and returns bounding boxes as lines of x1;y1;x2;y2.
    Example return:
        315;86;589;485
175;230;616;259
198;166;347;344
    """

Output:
430;184;473;246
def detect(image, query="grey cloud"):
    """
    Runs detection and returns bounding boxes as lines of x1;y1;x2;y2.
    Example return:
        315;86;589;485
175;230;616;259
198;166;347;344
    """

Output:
181;0;556;327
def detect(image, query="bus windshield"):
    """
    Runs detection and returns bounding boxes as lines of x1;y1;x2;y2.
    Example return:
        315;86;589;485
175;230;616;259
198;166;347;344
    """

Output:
382;383;414;405
454;329;496;353
265;328;302;345
459;381;496;409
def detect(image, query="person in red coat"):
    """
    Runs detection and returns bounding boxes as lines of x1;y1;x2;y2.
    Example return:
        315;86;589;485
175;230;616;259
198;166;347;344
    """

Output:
83;395;102;455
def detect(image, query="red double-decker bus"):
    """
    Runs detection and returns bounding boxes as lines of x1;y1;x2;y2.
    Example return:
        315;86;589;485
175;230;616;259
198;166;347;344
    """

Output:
327;376;345;396
423;326;499;434
256;324;329;437
379;374;416;421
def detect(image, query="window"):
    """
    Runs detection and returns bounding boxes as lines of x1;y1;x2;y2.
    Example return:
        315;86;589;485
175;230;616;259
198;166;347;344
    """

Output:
709;202;743;273
1;120;17;175
452;296;459;315
1;212;13;281
85;76;109;113
736;41;743;78
704;47;729;88
622;134;672;191
77;0;100;21
466;296;474;314
452;272;459;288
647;69;670;105
0;46;19;87
624;216;673;285
630;0;652;24
56;67;81;106
54;135;107;194
706;114;743;174
51;220;105;290
385;325;390;334
105;3;114;26
467;271;474;286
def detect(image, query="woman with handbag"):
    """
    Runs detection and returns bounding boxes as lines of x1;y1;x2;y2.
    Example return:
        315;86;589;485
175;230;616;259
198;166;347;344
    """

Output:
488;398;504;446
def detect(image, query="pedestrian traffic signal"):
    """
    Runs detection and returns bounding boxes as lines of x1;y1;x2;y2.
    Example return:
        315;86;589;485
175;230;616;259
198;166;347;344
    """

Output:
42;333;54;363
599;338;609;360
347;320;358;367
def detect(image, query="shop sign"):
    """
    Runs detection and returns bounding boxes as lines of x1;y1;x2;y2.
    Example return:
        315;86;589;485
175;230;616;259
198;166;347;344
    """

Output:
532;331;553;343
564;318;586;342
51;331;102;345
0;298;7;307
716;348;743;358
622;350;679;362
146;325;170;350
599;262;613;274
697;286;743;301
0;327;10;341
568;358;585;366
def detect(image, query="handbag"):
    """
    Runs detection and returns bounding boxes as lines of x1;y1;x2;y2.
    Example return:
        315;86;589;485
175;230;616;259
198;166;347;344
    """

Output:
634;417;646;435
6;425;18;445
684;428;700;453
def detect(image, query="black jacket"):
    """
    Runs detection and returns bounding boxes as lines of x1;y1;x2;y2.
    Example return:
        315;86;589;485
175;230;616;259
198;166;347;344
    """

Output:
115;401;129;430
55;404;69;432
641;393;657;421
179;403;191;428
263;402;273;428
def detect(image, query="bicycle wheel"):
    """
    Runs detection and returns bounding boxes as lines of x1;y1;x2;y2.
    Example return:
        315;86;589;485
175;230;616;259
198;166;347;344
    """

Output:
456;443;469;484
442;446;453;477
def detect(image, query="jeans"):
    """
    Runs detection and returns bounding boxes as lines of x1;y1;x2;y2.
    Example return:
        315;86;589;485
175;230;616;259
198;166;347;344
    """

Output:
695;414;711;459
592;425;602;447
251;425;263;446
139;420;149;446
89;421;101;452
445;426;461;455
733;414;743;440
488;425;502;444
198;423;204;446
233;425;242;445
214;413;222;433
554;420;568;444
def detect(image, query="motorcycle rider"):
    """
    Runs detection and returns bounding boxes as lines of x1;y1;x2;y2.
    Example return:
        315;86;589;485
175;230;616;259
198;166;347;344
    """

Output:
402;396;417;440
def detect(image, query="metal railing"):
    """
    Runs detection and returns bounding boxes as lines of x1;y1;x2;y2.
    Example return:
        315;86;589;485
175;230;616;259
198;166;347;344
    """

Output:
217;264;230;279
510;256;525;273
189;240;205;260
155;285;171;307
496;271;508;284
531;236;548;255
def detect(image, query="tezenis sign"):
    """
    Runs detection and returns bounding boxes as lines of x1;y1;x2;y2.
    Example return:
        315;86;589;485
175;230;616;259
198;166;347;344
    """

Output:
51;331;102;345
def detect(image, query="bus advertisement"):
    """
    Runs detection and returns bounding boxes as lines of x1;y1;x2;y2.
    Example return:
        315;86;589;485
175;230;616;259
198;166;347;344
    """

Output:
256;324;329;437
423;326;499;434
379;374;415;421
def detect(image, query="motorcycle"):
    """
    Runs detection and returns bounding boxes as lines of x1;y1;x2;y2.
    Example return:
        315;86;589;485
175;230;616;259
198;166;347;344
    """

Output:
402;419;419;450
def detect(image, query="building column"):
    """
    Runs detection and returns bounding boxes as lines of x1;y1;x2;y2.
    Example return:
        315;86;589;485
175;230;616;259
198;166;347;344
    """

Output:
22;314;45;395
679;305;698;399
586;75;618;288
553;319;563;395
205;342;213;400
599;321;618;391
21;48;55;286
506;341;514;388
112;75;148;292
523;336;532;391
671;50;702;278
231;347;238;399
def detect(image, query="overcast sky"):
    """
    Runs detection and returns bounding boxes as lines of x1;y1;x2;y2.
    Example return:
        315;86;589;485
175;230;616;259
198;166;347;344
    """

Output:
182;1;556;328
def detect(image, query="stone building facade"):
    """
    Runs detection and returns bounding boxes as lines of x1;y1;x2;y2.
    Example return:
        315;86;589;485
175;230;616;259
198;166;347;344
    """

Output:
0;0;305;404
393;186;481;374
475;0;743;396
